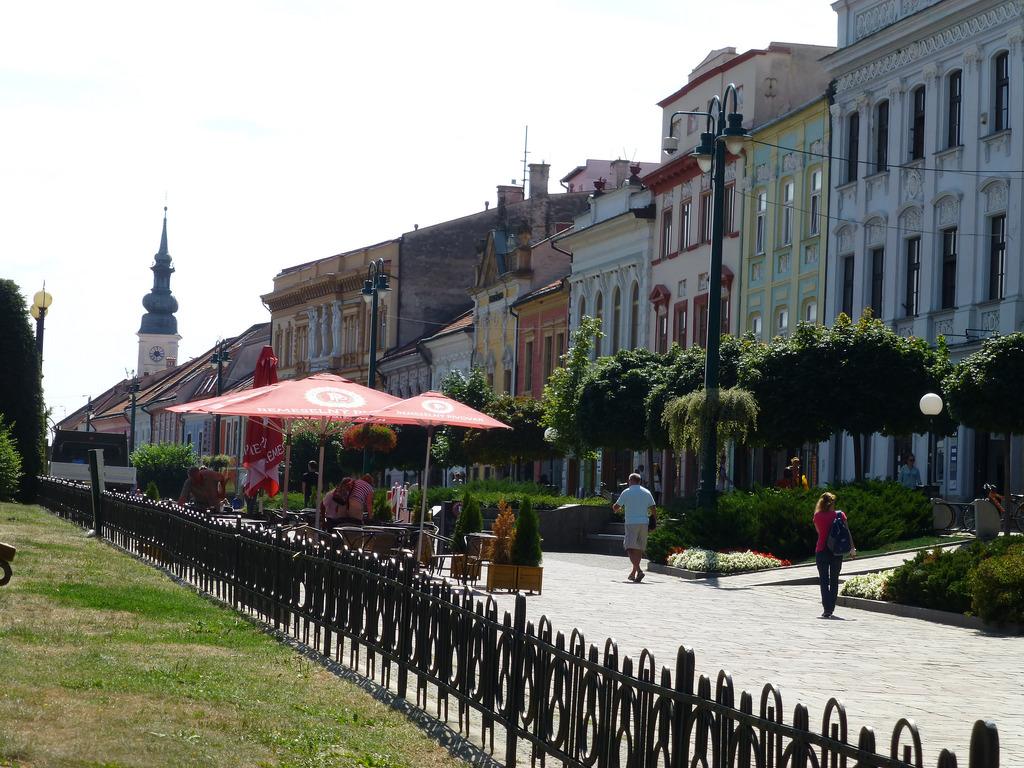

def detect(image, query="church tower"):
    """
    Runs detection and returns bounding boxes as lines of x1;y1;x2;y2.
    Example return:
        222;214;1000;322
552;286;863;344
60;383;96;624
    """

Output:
137;207;181;375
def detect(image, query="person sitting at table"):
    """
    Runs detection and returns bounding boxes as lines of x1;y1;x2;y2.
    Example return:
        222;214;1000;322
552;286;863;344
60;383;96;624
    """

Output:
320;478;361;529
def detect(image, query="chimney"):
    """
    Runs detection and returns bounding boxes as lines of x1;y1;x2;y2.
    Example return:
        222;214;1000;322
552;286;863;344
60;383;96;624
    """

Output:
165;358;176;369
610;159;630;188
528;162;550;198
496;185;525;207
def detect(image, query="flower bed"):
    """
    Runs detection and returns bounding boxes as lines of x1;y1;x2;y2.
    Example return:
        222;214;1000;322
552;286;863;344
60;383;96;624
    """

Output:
840;570;894;601
666;547;791;574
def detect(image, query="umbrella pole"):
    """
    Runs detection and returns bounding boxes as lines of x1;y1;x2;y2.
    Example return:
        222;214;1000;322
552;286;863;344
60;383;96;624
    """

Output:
416;426;433;564
315;417;327;529
282;422;292;511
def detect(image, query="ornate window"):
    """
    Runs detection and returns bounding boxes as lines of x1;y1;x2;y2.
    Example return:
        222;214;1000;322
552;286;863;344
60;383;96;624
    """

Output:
781;180;795;245
869;247;884;318
612;287;622;352
755;190;767;254
679;201;691;250
910;86;926;160
990;214;1007;301
629;282;639;348
905;237;921;317
941;227;957;309
875;100;889;172
847;112;860;182
946;70;962;147
994;52;1010;132
809;170;822;235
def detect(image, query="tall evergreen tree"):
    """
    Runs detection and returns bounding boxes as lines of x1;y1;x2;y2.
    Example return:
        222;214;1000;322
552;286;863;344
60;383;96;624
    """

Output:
0;280;45;501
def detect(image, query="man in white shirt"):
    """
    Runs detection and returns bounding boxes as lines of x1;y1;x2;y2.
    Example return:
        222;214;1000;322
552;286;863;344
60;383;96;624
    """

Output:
613;473;657;583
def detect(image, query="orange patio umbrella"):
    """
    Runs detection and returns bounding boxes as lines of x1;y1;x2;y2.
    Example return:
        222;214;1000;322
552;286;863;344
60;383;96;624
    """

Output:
365;391;510;557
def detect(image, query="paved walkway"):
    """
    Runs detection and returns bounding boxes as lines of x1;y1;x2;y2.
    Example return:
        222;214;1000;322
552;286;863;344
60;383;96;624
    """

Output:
476;551;1023;766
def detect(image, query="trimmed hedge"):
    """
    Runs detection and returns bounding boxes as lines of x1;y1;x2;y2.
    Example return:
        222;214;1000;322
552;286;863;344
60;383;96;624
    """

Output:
131;443;198;499
407;480;607;513
647;481;931;564
887;538;1023;621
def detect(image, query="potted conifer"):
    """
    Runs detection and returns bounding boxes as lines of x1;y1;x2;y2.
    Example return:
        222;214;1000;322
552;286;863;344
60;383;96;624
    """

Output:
450;490;483;580
486;497;543;594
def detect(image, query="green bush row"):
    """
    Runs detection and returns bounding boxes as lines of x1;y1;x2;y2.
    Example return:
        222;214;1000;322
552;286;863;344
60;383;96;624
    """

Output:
647;481;931;564
407;480;607;513
886;538;1024;625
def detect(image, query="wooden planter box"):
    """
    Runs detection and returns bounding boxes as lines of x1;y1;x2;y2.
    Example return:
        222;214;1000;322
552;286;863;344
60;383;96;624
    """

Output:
450;554;481;581
486;563;544;594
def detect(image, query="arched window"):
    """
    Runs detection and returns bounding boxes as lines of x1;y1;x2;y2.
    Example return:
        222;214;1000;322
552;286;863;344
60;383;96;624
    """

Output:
629;281;639;348
578;295;587;327
910;85;926;159
612;287;622;352
594;292;604;356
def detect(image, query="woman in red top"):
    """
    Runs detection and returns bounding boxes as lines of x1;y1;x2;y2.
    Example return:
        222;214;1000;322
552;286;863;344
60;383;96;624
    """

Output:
812;492;856;618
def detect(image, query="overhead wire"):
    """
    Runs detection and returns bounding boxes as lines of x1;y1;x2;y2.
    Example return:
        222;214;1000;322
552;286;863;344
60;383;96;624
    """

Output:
748;137;1024;180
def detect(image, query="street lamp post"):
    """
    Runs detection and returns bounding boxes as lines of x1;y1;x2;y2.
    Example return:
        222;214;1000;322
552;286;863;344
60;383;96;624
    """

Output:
30;286;53;372
663;85;747;515
920;392;944;489
362;258;391;473
210;341;231;455
85;397;94;432
128;375;140;455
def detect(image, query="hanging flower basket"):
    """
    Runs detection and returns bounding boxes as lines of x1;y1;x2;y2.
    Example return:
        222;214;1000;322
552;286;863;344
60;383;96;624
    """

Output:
342;423;398;452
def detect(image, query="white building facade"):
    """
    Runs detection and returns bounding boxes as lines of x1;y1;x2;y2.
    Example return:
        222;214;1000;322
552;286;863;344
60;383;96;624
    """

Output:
561;171;656;355
823;0;1024;496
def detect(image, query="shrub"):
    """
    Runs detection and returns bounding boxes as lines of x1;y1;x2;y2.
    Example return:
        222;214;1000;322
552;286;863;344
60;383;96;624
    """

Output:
511;497;542;567
406;480;606;514
144;480;160;501
644;481;929;565
131;443;198;499
647;516;691;565
885;539;1018;615
491;499;517;564
838;480;931;550
970;544;1024;626
451;491;482;553
0;417;22;502
371;488;392;522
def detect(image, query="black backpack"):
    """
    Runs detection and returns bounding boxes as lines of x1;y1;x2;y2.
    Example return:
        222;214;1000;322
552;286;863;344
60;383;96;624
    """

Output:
826;511;852;555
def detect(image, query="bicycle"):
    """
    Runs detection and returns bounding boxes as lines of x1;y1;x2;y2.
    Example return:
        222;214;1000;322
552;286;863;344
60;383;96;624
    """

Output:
967;483;1024;533
931;497;975;533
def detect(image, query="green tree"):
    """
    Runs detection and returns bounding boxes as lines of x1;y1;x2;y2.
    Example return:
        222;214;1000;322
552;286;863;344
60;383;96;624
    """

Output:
130;442;197;498
541;316;602;460
739;323;835;449
462;396;557;466
511;497;542;567
432;368;495;468
0;280;45;501
576;347;667;451
825;313;948;480
946;333;1024;533
0;417;23;501
287;426;346;489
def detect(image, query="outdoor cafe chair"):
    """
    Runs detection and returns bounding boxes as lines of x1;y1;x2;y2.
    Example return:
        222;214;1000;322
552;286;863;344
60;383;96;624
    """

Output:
335;526;368;551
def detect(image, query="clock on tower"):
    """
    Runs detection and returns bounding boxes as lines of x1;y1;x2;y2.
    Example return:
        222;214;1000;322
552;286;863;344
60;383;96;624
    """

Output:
149;345;166;363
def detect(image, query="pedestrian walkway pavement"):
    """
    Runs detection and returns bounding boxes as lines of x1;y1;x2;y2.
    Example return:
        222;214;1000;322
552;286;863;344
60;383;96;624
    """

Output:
477;550;1023;767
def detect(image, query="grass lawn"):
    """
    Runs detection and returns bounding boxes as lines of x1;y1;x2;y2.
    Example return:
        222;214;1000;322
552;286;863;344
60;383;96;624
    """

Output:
795;533;974;564
0;503;462;768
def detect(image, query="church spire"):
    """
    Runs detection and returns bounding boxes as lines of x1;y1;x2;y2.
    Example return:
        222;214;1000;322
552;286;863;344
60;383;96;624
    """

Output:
156;205;169;263
139;206;179;335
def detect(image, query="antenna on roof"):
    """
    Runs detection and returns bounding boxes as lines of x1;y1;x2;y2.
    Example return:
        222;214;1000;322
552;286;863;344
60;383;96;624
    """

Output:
521;125;529;189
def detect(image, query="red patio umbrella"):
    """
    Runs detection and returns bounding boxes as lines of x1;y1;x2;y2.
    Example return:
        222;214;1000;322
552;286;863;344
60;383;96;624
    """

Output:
365;391;510;557
169;374;401;516
242;346;284;499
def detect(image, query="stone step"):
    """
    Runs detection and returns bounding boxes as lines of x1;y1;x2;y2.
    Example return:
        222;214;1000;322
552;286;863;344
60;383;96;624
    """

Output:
586;532;625;555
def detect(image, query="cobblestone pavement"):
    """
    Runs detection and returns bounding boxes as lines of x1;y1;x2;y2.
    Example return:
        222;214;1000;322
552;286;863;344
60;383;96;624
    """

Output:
476;551;1023;766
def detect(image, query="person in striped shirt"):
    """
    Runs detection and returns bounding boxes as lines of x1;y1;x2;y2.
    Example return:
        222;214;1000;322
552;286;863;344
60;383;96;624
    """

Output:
348;474;375;521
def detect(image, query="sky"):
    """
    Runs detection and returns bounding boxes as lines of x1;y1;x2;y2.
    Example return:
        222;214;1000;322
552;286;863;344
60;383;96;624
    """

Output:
1;0;836;426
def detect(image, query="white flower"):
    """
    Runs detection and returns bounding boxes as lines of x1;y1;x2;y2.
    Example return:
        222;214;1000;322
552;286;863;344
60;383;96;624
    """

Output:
840;570;893;600
667;548;786;573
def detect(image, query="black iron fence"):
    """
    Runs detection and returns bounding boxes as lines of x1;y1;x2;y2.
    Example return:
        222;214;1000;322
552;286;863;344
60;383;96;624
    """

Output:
37;477;999;768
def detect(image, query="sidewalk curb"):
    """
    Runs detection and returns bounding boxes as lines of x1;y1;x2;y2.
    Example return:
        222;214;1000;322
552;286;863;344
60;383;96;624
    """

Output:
835;595;1023;635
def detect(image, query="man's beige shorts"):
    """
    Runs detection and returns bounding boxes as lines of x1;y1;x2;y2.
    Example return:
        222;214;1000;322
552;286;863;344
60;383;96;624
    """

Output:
623;523;648;552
